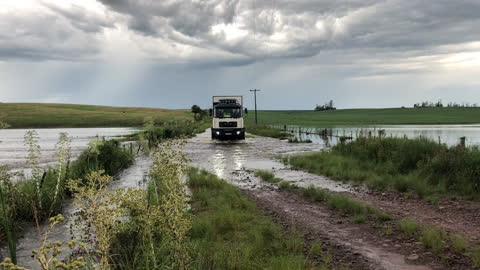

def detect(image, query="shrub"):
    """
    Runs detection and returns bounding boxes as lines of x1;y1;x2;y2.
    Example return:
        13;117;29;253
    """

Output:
255;170;281;184
451;235;468;253
470;246;480;267
420;227;446;253
398;218;420;237
68;139;133;180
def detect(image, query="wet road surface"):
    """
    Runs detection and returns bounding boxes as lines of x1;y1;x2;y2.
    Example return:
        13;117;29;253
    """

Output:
184;129;354;192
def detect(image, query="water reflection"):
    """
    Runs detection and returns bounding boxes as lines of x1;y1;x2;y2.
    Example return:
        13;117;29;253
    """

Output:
232;146;245;171
213;150;226;178
0;128;137;174
282;125;480;146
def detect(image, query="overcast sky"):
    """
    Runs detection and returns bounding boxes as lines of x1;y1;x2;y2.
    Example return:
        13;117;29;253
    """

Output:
1;0;480;110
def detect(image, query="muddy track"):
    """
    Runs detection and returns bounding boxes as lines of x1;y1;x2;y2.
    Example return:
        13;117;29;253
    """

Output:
353;191;480;242
245;188;446;270
185;130;478;270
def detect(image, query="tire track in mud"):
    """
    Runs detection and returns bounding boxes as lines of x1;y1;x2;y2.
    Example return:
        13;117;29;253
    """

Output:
245;188;437;270
185;130;442;270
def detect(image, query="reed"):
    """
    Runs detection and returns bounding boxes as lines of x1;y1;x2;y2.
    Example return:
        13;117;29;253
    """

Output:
286;136;480;197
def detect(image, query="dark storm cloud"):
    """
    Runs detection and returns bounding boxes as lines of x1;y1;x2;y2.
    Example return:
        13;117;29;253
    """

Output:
41;2;114;33
2;0;480;64
0;2;114;61
96;0;480;66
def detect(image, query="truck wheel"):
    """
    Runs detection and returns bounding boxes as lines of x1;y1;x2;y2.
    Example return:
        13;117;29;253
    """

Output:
211;130;215;140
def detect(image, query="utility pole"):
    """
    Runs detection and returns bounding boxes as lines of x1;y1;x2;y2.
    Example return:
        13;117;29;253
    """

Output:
250;89;260;124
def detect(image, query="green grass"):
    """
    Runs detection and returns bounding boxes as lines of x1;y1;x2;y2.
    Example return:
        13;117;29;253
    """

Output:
244;107;480;127
188;168;315;270
470;247;480;267
0;103;192;128
256;170;391;222
420;227;447;253
286;136;480;198
451;235;468;253
398;218;420;237
254;170;282;184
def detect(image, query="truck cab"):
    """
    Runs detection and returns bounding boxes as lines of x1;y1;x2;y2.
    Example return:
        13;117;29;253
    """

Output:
211;96;246;140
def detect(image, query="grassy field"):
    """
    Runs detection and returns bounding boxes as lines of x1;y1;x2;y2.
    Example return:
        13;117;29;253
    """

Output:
245;107;480;126
285;136;480;198
0;103;192;128
4;103;480;129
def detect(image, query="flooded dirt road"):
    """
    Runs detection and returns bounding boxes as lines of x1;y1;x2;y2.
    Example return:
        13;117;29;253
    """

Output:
184;129;354;192
7;129;478;269
185;130;472;270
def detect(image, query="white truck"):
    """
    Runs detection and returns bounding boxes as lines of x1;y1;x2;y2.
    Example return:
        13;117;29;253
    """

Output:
210;96;247;140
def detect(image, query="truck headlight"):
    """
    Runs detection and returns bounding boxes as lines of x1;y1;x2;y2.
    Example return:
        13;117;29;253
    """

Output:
216;131;220;135
236;131;241;135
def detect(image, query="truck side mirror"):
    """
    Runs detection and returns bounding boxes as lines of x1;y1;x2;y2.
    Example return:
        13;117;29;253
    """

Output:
209;109;213;117
244;108;248;114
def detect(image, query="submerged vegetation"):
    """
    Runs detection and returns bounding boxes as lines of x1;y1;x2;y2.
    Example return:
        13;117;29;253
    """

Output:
286;136;480;198
0;118;210;266
0;134;134;264
246;125;292;140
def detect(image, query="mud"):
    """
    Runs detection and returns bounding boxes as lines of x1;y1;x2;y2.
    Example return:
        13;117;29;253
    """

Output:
246;188;476;270
355;190;480;243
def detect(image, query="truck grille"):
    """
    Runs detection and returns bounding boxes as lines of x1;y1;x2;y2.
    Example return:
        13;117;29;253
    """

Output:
219;122;237;128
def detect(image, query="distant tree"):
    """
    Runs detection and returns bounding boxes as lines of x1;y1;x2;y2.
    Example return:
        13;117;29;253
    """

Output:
191;105;202;114
191;105;207;121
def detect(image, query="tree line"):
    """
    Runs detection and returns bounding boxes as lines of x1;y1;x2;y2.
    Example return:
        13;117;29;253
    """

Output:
413;100;479;108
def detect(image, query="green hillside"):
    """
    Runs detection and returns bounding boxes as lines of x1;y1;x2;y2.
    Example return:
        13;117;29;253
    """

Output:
0;103;192;128
245;107;480;126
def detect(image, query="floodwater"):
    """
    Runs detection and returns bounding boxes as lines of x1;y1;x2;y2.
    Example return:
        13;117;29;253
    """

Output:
7;154;151;269
0;128;137;175
184;129;354;192
283;124;480;147
4;127;444;269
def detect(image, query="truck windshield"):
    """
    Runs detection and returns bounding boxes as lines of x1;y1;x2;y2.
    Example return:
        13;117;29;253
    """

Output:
215;107;242;118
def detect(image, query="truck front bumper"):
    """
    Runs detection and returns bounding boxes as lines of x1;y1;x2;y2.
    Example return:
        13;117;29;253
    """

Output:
211;128;245;140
